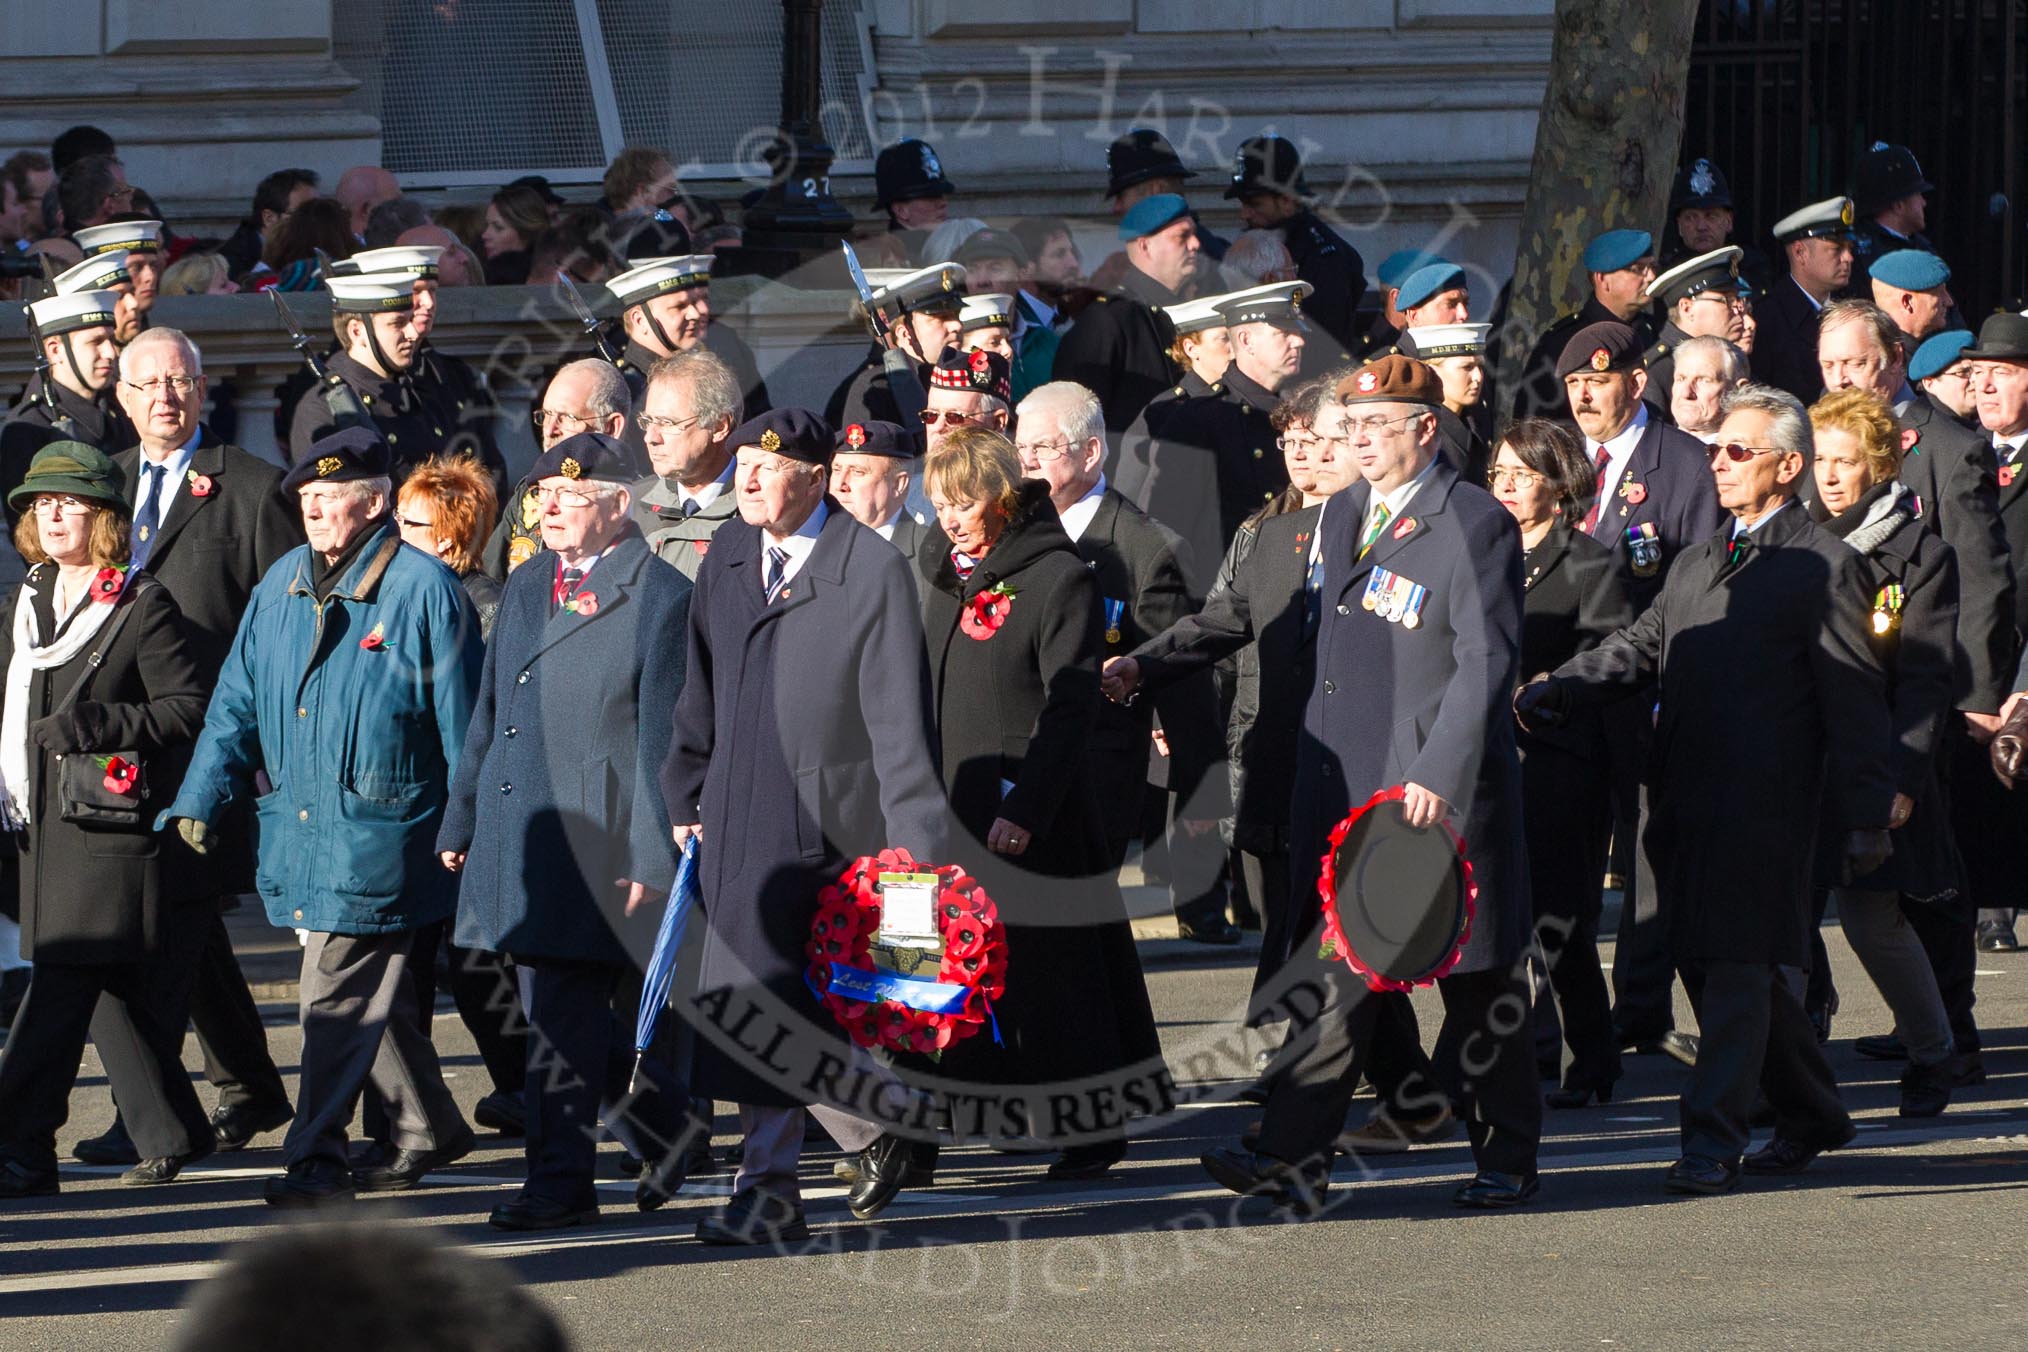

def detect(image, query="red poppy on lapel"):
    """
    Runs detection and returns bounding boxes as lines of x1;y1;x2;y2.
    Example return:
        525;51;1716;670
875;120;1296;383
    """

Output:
566;591;599;616
359;621;387;651
90;567;127;603
186;471;214;498
1392;516;1417;540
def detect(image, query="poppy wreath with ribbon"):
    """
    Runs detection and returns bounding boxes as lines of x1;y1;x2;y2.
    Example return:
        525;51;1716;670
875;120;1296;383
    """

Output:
805;847;1008;1055
1316;785;1477;993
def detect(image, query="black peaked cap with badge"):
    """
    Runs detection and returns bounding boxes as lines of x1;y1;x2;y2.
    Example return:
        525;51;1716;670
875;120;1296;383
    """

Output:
281;425;392;492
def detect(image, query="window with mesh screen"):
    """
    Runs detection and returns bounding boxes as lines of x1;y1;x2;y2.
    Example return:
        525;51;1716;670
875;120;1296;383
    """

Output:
334;0;873;183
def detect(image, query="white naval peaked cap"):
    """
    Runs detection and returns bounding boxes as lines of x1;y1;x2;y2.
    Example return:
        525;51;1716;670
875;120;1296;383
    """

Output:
959;292;1015;331
53;252;131;294
324;270;418;312
350;244;444;277
27;289;122;336
72;219;163;256
605;254;714;306
1404;322;1492;359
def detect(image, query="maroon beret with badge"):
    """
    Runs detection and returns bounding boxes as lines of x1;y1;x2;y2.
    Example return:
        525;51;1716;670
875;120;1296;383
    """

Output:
1555;319;1642;380
929;347;1013;405
1335;353;1445;407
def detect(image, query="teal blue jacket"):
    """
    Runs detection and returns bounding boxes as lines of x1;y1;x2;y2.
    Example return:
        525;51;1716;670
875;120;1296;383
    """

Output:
161;520;483;934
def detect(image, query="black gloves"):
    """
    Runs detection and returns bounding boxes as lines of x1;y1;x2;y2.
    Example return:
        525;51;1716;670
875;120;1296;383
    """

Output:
1513;677;1570;729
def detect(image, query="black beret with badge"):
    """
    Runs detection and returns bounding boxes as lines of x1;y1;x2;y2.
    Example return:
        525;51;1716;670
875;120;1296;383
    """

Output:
1555;320;1643;380
281;426;392;492
731;408;835;467
530;431;636;485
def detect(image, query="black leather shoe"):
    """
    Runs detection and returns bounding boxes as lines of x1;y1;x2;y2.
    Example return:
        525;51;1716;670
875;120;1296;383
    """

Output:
846;1134;916;1220
1854;1034;1908;1062
472;1092;526;1137
1545;1083;1614;1110
348;1139;392;1170
1899;1058;1953;1118
1949;1051;1987;1087
1663;1155;1739;1195
72;1117;139;1166
1453;1170;1539;1208
1650;1031;1700;1066
1200;1147;1330;1216
1975;920;2019;952
1743;1123;1856;1175
1177;916;1243;945
833;1141;936;1187
634;1146;691;1213
0;1158;60;1199
490;1195;599;1231
211;1100;293;1152
121;1141;214;1186
1047;1140;1127;1180
351;1128;475;1192
694;1187;809;1245
263;1160;355;1208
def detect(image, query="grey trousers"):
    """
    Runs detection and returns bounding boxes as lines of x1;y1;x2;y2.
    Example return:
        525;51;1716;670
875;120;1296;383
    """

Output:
1679;960;1848;1164
283;929;467;1169
735;1103;884;1206
1835;889;1954;1065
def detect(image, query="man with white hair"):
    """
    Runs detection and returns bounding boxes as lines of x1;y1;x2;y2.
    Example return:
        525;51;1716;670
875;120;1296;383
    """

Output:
1017;381;1230;940
1670;335;1750;440
487;356;634;576
63;329;305;1171
163;426;483;1207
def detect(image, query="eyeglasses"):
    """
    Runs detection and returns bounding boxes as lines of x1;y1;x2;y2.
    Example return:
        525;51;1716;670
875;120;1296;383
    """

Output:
1710;443;1781;463
532;485;601;508
1343;411;1428;437
393;511;437;531
637;412;705;434
122;375;200;397
919;409;977;428
532;408;591;433
31;495;94;517
1015;438;1076;462
1692;292;1751;313
1489;467;1549;490
1275;434;1318;452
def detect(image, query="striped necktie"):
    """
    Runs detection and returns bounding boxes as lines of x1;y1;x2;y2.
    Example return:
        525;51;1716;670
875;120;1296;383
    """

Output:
764;545;789;600
1358;501;1393;558
1581;445;1611;532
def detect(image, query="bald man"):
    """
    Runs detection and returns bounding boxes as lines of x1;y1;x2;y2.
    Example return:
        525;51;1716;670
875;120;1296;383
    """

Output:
336;166;400;242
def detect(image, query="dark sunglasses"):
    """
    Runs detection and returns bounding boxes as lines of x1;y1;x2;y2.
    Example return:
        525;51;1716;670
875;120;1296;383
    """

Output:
1709;442;1779;463
919;409;976;428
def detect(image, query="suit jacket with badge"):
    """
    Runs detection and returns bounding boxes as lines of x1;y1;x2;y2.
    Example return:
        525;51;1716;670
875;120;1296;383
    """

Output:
1072;488;1224;852
1582;413;1725;612
1050;264;1181;435
1749;275;1828;405
439;530;693;964
1553;502;1896;967
633;474;740;581
1294;459;1531;976
1899;394;2019;706
1114;364;1288;596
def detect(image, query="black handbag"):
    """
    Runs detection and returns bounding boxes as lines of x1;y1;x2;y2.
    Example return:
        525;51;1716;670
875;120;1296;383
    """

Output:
49;578;154;828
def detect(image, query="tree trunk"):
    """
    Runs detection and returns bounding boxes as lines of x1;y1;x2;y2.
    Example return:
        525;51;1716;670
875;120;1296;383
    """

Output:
1495;0;1701;407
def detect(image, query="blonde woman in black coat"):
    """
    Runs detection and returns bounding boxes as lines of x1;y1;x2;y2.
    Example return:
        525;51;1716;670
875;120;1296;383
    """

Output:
918;427;1166;1180
0;443;210;1199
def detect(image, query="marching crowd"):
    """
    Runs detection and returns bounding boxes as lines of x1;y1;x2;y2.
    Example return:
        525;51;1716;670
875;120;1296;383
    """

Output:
1;119;2026;1242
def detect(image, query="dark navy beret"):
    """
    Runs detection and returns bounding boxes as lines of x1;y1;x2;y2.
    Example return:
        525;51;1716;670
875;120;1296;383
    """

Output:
530;431;635;485
282;426;392;492
730;407;834;466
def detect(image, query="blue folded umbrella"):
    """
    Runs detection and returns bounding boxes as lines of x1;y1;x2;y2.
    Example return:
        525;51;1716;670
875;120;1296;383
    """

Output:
630;836;699;1093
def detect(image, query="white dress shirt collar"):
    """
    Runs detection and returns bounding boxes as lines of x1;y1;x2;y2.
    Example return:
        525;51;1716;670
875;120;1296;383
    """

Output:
765;499;829;590
1056;475;1107;542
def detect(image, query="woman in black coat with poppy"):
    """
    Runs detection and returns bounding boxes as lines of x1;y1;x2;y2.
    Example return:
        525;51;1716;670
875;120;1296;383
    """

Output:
916;427;1166;1179
1807;390;1961;1117
1493;419;1634;1106
0;443;212;1199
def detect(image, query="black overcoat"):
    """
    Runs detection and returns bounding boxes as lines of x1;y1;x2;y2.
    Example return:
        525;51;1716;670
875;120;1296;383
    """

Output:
1748;276;1828;406
1811;486;1963;900
441;533;692;964
1516;521;1634;761
3;572;208;964
1554;503;1898;966
1898;393;2017;710
1050;266;1181;435
916;485;1165;1094
660;502;947;1106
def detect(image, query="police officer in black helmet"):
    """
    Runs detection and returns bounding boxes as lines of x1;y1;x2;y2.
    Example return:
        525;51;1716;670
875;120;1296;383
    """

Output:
874;137;956;265
1225;134;1366;355
1660;157;1774;292
1851;142;1941;285
1103;128;1228;267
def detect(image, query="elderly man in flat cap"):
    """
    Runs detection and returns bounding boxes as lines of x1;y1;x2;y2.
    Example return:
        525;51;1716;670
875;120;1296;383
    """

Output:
163;426;483;1208
1200;354;1540;1216
660;408;948;1245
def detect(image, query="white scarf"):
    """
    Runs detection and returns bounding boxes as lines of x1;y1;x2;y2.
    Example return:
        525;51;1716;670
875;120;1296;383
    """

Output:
1;568;120;830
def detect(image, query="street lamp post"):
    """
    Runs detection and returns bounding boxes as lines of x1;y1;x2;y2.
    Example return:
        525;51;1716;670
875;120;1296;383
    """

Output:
731;0;855;282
